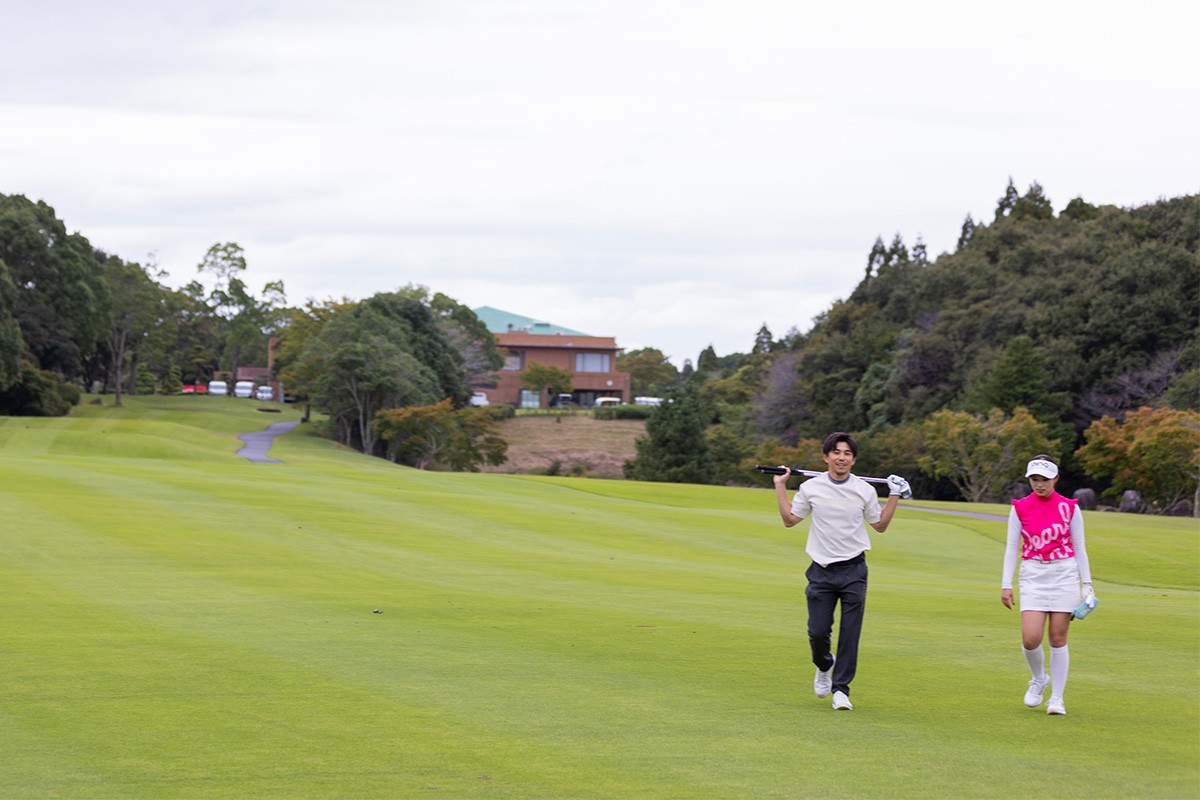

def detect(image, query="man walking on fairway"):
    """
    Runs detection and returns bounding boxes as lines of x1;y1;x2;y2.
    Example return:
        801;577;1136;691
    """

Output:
773;432;910;710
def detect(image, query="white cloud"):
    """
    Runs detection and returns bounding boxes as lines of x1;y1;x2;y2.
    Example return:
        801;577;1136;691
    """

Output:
3;0;1198;363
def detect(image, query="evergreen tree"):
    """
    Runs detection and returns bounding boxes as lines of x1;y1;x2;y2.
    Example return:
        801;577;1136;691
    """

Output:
912;234;929;268
886;233;909;268
963;336;1064;420
1012;181;1054;221
1061;197;1099;222
626;382;716;484
995;177;1019;220
752;324;774;355
866;235;888;277
957;214;976;250
696;345;720;375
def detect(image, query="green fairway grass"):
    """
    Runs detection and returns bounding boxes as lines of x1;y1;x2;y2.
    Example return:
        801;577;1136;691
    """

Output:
2;396;1197;798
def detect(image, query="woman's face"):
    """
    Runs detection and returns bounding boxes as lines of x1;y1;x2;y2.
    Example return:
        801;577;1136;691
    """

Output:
1028;474;1057;497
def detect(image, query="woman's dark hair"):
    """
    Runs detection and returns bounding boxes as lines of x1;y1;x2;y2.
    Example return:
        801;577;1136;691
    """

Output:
823;432;858;457
1031;454;1057;464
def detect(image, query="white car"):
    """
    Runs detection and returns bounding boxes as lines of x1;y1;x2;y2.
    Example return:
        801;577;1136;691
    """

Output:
469;392;490;406
234;381;255;398
255;386;274;402
208;380;228;396
594;397;622;408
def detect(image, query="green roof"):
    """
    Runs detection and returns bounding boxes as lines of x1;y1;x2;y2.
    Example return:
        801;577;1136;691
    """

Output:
472;306;591;336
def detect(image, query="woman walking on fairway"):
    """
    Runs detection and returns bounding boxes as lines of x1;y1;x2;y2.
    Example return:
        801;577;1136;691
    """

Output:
1001;455;1095;716
773;432;910;711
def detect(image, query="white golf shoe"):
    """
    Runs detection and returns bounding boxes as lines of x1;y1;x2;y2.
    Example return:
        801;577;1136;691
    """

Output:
831;691;853;711
1024;675;1050;708
813;656;835;698
1046;696;1066;716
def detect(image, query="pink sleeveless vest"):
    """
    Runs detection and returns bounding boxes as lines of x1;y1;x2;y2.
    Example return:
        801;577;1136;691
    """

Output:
1012;492;1077;561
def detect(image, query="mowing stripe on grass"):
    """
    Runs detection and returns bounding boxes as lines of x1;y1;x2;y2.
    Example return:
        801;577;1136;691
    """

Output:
1;396;1196;798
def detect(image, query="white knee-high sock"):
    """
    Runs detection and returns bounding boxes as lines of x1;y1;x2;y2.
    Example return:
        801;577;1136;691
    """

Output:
1050;645;1069;698
1023;646;1047;680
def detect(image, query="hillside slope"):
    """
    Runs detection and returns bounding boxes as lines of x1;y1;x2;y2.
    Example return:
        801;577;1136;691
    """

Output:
480;413;644;478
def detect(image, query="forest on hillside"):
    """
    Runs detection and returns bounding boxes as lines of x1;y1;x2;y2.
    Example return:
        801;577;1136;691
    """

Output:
1;183;1196;509
622;183;1198;508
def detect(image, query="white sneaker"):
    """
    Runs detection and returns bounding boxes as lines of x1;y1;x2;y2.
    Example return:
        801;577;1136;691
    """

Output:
1046;696;1066;716
813;656;835;698
1024;675;1050;708
831;691;853;710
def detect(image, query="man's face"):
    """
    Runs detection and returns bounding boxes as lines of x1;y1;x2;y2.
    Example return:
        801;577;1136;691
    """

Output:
823;442;856;479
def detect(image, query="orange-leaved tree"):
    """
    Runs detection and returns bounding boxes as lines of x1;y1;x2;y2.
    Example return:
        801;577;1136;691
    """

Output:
1076;406;1200;515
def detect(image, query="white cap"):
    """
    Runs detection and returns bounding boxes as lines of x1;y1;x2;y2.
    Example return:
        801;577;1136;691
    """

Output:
1025;458;1059;479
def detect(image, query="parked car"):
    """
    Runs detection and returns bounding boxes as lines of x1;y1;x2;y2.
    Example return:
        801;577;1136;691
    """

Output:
469;391;490;407
634;396;663;406
593;397;622;408
255;385;274;402
208;380;228;396
234;381;255;398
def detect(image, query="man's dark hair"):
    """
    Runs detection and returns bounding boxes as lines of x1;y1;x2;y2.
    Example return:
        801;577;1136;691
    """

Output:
822;431;858;457
1031;453;1057;464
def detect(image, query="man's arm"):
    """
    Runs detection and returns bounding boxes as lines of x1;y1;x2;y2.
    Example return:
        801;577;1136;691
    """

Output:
773;468;804;527
869;494;899;533
870;474;910;533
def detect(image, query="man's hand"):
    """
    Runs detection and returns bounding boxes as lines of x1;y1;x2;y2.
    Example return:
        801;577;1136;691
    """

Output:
886;474;912;499
774;466;803;527
1001;588;1014;609
772;465;791;489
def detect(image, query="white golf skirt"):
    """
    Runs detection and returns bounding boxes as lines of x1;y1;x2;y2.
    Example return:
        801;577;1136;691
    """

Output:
1018;557;1082;612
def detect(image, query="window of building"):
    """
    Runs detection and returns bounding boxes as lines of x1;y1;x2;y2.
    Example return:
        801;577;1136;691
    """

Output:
575;353;610;373
519;389;541;409
503;352;524;371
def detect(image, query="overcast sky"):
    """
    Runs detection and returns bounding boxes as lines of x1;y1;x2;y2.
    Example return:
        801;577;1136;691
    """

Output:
4;0;1198;365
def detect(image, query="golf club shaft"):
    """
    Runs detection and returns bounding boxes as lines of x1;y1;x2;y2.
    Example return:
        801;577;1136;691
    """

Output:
754;464;891;485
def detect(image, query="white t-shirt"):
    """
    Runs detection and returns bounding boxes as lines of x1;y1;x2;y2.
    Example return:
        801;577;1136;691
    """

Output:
790;473;882;567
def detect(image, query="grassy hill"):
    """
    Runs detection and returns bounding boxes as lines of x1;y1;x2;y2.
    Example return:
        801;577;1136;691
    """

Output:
480;412;644;478
1;396;1196;799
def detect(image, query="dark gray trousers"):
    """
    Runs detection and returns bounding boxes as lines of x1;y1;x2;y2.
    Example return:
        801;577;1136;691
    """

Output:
805;555;868;696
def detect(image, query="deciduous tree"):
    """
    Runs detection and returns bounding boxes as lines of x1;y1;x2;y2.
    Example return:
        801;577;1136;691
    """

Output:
617;347;678;397
520;363;573;406
306;305;442;454
196;242;287;382
376;399;458;469
918;406;1059;502
0;193;108;381
0;259;21;390
102;255;163;406
1075;406;1200;515
376;400;508;471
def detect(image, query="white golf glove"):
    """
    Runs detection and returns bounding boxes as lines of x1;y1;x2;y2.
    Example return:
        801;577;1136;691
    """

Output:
886;474;912;499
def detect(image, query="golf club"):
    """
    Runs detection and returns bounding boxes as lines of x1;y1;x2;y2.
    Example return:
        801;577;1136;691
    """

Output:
754;464;891;485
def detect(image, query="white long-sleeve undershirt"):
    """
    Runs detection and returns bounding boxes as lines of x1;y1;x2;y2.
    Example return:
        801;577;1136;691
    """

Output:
1001;507;1093;590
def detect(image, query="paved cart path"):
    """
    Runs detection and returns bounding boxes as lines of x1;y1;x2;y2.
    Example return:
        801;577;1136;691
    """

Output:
905;505;1007;522
237;420;301;463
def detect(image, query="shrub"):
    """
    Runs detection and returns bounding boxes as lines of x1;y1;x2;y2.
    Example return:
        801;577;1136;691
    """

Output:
593;404;655;421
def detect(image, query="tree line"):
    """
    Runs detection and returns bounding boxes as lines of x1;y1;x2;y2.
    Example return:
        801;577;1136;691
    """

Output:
2;184;1196;510
620;182;1199;514
0;194;287;414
